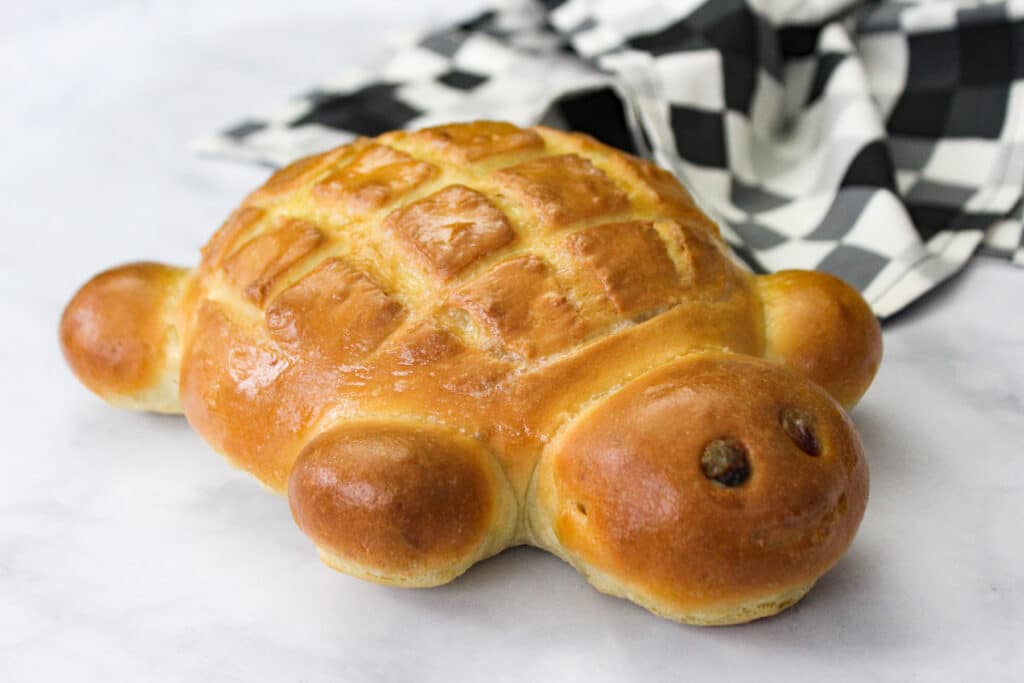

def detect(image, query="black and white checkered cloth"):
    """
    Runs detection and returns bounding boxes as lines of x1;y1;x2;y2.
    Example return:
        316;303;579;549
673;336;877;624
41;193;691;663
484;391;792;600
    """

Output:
197;0;1024;319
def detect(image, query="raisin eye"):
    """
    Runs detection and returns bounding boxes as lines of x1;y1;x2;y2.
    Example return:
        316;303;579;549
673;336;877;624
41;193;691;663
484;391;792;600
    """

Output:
700;439;750;487
780;407;821;456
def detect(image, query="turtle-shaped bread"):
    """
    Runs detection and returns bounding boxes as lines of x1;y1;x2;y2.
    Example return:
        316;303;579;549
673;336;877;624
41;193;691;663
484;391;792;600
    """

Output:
60;121;881;625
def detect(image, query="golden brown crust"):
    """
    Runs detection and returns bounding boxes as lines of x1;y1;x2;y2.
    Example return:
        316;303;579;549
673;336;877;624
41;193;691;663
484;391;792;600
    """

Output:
407;121;544;162
222;218;324;306
529;352;868;623
493;153;630;229
201;206;267;270
565;221;682;316
313;143;436;213
61;122;882;623
246;145;355;203
288;422;516;585
60;262;187;411
758;270;882;408
383;184;516;281
266;257;406;365
449;254;588;359
179;299;321;489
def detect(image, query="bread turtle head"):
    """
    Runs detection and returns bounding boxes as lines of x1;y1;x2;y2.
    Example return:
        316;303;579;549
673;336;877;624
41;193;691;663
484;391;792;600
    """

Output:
60;121;881;624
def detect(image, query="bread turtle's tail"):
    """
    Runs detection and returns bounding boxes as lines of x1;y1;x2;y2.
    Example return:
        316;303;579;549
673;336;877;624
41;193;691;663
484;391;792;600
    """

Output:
60;262;189;413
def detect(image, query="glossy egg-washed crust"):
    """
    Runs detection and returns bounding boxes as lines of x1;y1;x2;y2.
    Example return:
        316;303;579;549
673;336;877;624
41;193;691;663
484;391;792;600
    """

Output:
60;121;881;625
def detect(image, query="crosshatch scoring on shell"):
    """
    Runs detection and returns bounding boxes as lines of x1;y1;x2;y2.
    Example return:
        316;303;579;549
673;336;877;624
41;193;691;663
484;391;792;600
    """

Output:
197;0;1024;319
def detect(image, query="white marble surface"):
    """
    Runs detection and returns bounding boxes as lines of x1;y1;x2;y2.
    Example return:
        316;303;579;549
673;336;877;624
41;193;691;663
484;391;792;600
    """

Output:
2;2;1023;680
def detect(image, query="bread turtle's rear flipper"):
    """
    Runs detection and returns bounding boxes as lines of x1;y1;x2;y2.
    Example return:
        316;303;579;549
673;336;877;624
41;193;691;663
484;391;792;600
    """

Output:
60;262;189;413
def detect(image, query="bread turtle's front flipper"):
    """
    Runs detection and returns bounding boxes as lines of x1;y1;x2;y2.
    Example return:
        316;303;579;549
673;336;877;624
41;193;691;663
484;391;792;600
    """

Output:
757;270;882;409
528;352;868;625
60;262;190;413
288;421;519;587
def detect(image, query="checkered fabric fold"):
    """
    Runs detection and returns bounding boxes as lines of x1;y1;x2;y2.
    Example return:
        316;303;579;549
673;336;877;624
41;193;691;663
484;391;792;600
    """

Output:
197;0;1024;318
